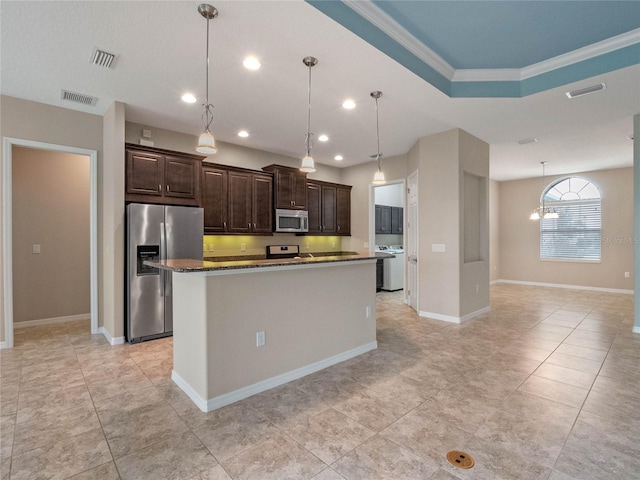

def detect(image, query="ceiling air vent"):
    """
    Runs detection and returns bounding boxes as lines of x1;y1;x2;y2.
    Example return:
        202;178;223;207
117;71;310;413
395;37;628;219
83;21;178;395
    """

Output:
566;83;606;99
60;89;98;106
90;47;117;68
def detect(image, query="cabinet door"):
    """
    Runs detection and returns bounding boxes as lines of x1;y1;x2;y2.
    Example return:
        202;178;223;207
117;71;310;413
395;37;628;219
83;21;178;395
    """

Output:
202;167;228;233
164;155;199;201
227;171;252;233
378;205;392;233
336;186;351;236
391;206;403;234
321;185;337;233
291;171;307;210
252;173;273;234
375;205;383;234
273;168;307;210
126;150;163;197
307;182;322;233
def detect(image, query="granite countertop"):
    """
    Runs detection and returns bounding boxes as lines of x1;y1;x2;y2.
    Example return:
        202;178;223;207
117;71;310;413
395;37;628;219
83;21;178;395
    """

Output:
145;251;393;273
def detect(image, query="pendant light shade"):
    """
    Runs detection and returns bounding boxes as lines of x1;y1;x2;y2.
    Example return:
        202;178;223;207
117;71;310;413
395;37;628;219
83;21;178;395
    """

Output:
197;131;217;154
370;91;386;185
373;164;386;185
195;4;218;155
300;56;318;173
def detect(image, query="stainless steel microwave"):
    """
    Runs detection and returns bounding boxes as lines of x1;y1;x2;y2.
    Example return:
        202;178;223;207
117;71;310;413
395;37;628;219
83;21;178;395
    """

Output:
275;209;309;233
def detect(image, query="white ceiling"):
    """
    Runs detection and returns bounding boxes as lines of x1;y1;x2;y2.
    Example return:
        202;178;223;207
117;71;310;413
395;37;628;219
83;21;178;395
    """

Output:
1;0;638;181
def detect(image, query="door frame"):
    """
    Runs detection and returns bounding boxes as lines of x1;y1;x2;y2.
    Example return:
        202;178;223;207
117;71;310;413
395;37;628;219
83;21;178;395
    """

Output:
369;179;407;300
2;137;98;348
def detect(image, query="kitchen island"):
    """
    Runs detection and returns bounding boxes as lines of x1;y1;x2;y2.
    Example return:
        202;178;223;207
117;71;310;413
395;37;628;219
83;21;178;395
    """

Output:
146;253;382;412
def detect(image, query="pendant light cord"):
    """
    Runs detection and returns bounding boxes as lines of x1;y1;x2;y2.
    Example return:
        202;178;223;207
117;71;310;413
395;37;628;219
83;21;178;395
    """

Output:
306;62;312;157
375;96;381;167
202;15;213;133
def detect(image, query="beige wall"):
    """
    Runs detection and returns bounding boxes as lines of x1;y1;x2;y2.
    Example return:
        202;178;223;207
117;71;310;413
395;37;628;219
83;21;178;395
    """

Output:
499;167;633;291
101;102;126;340
490;179;501;281
12;147;90;322
0;95;103;343
340;154;408;252
125;122;343;184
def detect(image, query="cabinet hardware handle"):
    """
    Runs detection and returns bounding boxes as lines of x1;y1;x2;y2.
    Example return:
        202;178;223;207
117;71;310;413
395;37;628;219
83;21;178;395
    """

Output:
248;223;251;230
253;223;256;230
166;185;169;193
158;184;161;192
223;222;226;229
337;225;341;232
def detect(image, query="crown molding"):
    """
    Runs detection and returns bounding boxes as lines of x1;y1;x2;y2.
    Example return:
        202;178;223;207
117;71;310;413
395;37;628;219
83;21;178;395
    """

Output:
343;0;455;80
344;1;640;84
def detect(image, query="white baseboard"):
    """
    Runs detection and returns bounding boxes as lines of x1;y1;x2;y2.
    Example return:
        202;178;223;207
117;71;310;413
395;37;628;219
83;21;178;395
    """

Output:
173;341;378;413
13;313;90;329
496;279;633;294
633;326;640;334
490;279;500;285
0;342;7;350
419;306;490;324
98;327;125;346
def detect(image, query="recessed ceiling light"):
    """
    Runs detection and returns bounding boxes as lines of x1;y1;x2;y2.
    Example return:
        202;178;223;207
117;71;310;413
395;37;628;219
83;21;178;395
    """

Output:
318;134;329;142
238;130;249;138
334;155;343;161
181;93;197;103
243;56;261;70
342;99;356;110
566;83;606;99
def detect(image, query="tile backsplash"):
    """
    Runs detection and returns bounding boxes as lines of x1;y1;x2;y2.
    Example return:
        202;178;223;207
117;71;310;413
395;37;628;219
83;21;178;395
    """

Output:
203;234;343;257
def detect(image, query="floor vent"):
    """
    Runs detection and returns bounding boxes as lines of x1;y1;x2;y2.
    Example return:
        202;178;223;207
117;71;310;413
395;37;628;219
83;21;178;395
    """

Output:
60;89;98;106
446;450;475;469
90;47;117;68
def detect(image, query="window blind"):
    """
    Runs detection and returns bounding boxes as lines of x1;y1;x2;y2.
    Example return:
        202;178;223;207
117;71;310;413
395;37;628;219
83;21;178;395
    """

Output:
540;202;601;260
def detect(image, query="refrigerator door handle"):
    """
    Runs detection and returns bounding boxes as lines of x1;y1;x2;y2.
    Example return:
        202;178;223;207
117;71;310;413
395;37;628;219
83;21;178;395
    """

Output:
160;221;166;297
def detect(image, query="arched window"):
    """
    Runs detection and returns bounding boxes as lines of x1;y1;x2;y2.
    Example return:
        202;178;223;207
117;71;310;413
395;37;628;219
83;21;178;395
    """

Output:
540;177;601;261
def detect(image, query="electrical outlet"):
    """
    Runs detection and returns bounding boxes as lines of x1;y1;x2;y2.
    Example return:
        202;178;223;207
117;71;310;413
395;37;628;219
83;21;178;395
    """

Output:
332;241;336;248
625;272;630;278
32;244;41;254
365;306;372;318
203;244;207;252
209;244;215;252
475;284;479;294
256;330;265;347
240;243;246;252
305;242;309;250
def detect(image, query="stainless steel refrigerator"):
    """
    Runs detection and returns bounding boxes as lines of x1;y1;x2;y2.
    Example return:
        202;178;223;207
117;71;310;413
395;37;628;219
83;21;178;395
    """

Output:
126;203;203;343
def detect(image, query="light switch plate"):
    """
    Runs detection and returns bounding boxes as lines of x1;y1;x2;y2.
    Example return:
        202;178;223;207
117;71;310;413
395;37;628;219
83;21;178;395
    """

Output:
432;244;446;253
32;244;41;254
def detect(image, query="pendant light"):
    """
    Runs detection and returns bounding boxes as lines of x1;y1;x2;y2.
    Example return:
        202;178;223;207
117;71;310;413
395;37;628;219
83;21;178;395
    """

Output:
196;4;218;155
300;56;318;173
529;161;559;220
371;91;386;185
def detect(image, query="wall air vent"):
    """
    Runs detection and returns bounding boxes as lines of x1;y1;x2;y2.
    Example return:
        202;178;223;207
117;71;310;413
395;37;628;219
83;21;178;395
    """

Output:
518;138;538;145
566;83;606;99
60;89;98;106
90;47;117;68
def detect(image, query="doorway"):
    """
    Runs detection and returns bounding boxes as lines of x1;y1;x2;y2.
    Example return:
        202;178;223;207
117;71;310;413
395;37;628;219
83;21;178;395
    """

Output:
2;138;98;348
370;180;406;298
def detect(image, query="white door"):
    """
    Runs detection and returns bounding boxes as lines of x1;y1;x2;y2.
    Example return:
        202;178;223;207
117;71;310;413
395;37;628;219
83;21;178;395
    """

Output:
407;170;418;311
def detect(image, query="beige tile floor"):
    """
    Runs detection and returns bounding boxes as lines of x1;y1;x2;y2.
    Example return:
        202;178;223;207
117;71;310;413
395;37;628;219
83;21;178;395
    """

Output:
1;284;638;479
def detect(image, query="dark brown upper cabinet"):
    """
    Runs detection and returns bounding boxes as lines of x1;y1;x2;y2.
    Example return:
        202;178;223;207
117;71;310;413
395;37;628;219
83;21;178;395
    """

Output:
307;180;351;236
125;144;203;206
262;164;307;210
227;170;273;235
